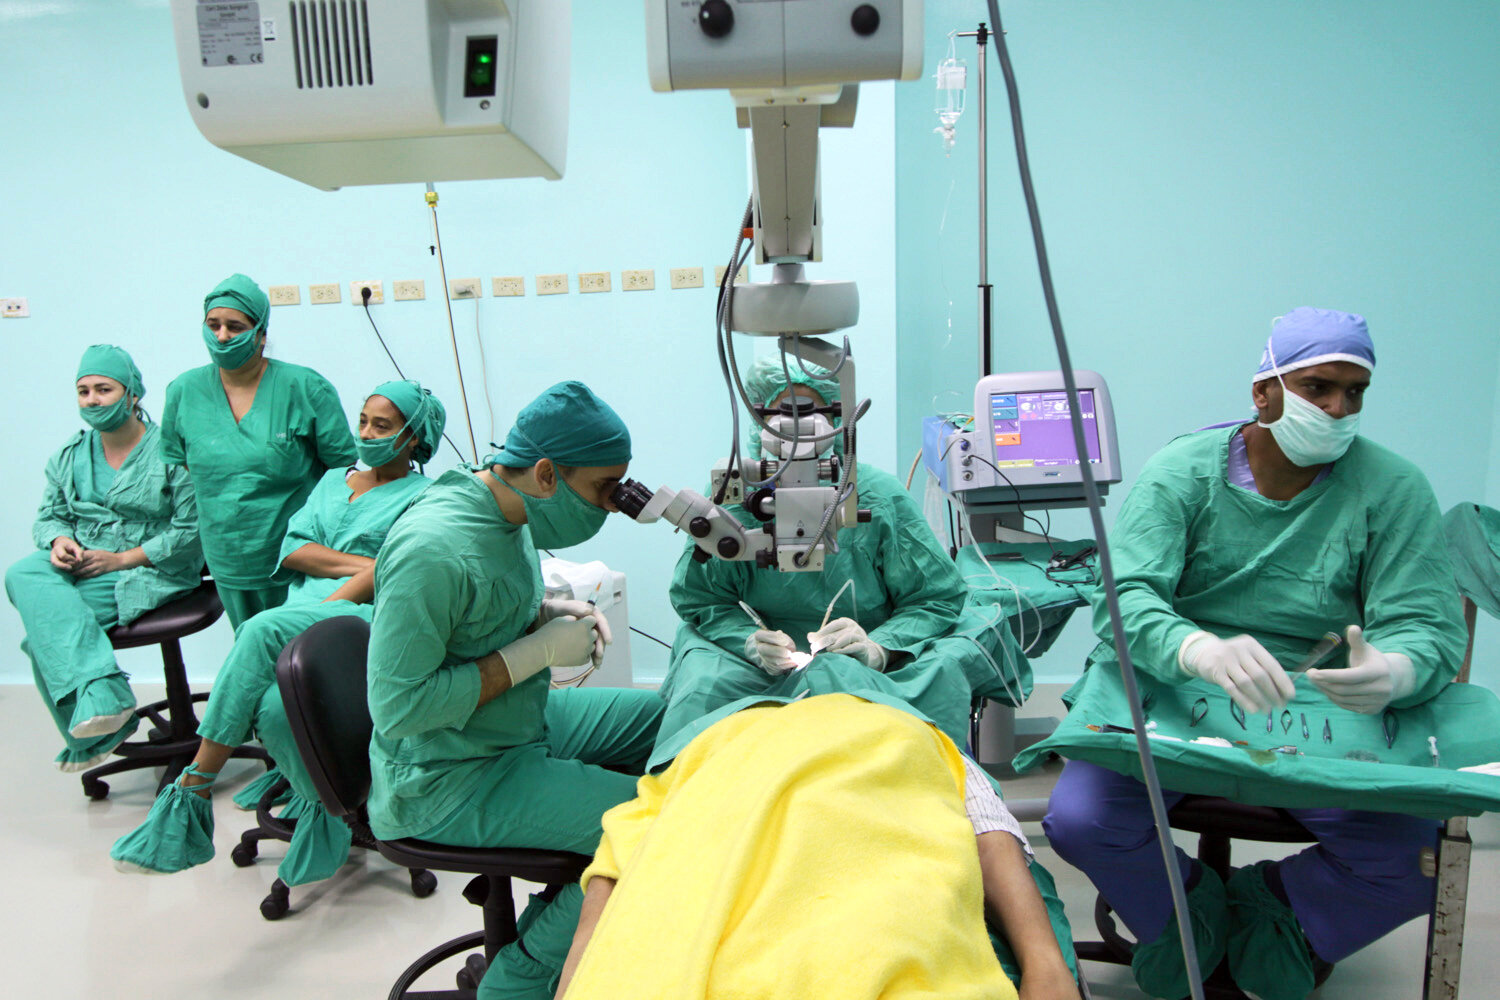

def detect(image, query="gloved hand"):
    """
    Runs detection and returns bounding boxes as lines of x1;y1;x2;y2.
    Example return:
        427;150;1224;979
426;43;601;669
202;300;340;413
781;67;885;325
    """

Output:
1306;625;1415;714
1178;631;1296;714
537;598;613;665
809;617;889;671
499;616;599;686
744;629;797;676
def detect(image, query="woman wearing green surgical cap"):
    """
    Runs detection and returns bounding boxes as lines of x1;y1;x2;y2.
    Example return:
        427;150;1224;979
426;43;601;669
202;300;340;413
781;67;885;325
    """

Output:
5;345;203;771
364;380;663;1000
113;380;444;881
160;273;358;629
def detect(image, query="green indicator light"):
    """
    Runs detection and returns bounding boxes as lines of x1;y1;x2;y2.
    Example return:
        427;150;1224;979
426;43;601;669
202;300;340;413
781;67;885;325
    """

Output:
478;54;492;64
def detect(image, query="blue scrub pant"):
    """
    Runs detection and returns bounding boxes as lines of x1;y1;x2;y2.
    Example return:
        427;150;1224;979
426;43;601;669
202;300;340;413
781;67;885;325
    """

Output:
1043;759;1438;962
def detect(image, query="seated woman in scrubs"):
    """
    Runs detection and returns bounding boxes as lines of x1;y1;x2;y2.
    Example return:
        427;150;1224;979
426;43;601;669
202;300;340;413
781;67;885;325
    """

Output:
6;345;202;772
1041;309;1468;1000
111;381;444;878
160;273;357;630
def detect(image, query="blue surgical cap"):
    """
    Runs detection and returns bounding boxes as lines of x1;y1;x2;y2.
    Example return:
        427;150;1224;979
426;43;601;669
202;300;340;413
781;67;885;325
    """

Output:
204;273;270;335
76;344;145;401
1254;307;1375;383
490;381;632;469
369;380;447;464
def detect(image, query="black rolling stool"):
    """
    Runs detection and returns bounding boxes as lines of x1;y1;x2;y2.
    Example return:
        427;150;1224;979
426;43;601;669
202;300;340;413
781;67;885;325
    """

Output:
278;614;589;997
81;575;269;800
1074;795;1327;1000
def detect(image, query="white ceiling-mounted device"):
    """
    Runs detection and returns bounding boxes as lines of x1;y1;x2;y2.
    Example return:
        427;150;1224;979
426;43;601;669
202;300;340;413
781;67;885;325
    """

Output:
170;1;569;190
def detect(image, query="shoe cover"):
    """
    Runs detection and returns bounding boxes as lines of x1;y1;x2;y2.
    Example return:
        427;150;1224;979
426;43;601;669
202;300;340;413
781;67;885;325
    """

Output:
56;714;140;772
1226;861;1317;1000
1131;863;1228;999
275;792;353;886
110;780;216;874
232;766;291;811
68;673;136;739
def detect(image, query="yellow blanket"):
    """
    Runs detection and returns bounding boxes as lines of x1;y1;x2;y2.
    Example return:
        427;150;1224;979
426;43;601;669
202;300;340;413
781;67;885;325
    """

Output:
567;694;1017;1000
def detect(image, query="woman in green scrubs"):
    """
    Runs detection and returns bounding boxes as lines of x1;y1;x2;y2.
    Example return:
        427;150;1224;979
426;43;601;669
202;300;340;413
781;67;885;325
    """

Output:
5;345;202;770
160;273;357;629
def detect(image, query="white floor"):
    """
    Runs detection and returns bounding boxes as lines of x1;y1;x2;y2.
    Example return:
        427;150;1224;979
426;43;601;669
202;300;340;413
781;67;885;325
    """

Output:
3;681;1495;999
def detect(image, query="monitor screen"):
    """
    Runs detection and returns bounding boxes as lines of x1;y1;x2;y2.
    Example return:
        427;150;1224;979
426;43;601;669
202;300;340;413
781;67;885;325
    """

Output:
988;389;1102;468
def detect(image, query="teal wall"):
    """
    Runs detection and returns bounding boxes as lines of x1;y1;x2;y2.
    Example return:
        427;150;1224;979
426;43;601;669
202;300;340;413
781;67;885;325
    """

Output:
897;0;1500;684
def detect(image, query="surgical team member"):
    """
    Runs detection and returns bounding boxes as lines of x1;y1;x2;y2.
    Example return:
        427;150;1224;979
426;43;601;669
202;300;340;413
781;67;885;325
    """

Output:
657;356;974;752
160;273;357;628
111;381;444;882
6;345;202;771
1042;309;1467;1000
365;381;664;1000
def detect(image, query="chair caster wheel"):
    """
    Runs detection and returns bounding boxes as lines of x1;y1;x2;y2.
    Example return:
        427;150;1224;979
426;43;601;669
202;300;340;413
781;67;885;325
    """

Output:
260;880;290;921
83;778;109;800
456;953;488;990
230;841;258;867
410;869;437;898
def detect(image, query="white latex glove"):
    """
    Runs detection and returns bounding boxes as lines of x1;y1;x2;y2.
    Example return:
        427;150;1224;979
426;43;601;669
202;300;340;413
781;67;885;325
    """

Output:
809;617;890;671
537;599;613;665
1306;625;1415;714
1178;631;1296;714
744;629;797;676
1459;762;1500;777
499;616;599;686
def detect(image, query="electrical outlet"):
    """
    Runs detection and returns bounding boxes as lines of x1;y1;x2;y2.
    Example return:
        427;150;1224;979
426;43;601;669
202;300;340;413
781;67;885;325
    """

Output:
448;278;482;299
309;283;341;305
350;280;384;305
267;285;300;306
621;269;656;291
669;267;704;289
714;264;749;286
578;271;611;293
0;297;30;318
492;276;525;297
393;280;425;301
536;274;568;295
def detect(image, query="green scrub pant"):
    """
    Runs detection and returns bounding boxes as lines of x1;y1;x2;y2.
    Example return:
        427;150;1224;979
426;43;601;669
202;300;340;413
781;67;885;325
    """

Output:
413;687;665;1000
4;550;124;750
216;584;290;632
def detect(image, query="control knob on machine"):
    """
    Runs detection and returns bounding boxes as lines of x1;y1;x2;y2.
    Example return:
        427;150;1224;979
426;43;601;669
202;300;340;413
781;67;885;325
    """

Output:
688;516;712;539
698;0;734;38
851;4;880;36
717;536;742;558
856;509;872;523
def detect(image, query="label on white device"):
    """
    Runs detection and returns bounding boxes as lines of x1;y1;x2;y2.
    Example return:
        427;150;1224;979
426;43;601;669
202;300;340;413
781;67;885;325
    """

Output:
196;2;265;67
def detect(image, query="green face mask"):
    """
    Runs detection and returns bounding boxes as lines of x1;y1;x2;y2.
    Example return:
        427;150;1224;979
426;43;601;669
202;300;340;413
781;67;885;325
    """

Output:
202;323;260;369
357;428;413;468
79;396;131;432
521;475;609;549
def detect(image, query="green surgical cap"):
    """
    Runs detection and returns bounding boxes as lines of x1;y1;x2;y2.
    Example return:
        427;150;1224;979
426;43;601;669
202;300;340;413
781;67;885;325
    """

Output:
76;344;145;401
370;380;448;464
490;381;632;469
744;355;839;408
204;273;270;334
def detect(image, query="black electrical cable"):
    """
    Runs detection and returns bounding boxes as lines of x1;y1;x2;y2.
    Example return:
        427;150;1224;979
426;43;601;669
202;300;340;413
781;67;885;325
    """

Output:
984;3;1205;996
361;293;470;466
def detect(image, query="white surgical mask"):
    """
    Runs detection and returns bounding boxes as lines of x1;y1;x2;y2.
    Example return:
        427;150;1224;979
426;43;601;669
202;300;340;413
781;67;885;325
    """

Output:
1257;373;1360;466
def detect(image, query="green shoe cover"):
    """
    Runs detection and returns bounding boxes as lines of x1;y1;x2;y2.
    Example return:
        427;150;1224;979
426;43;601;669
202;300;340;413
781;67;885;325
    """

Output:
232;766;291;811
1226;861;1316;1000
276;792;353;886
56;714;140;772
1131;863;1229;999
68;673;136;740
110;777;216;874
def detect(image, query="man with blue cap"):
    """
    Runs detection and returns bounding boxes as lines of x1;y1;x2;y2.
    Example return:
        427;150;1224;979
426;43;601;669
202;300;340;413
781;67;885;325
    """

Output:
364;381;663;1000
1040;309;1466;999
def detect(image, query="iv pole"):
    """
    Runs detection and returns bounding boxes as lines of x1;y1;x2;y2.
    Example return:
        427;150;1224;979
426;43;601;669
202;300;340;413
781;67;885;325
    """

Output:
955;24;991;377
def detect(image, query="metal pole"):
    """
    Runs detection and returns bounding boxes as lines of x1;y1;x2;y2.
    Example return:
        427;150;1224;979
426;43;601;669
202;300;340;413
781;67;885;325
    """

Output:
959;24;993;377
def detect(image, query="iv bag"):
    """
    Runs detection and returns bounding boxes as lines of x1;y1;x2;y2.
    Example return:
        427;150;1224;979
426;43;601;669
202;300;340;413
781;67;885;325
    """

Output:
933;34;967;154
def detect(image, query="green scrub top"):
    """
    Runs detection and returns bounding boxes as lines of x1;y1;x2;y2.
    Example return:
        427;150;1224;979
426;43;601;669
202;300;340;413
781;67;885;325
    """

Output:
159;360;357;589
670;464;966;660
272;467;431;605
31;424;202;625
365;468;547;838
1088;426;1467;709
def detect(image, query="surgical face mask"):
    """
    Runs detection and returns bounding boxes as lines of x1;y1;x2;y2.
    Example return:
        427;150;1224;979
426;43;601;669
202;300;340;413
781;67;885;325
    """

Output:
202;322;261;369
357;428;413;468
760;412;835;461
521;475;609;549
1257;375;1360;466
79;395;132;432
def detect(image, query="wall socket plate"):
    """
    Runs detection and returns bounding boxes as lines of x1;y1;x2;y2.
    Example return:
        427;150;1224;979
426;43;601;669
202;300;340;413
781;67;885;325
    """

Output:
448;278;482;299
393;280;425;301
536;274;568;295
350;280;384;305
578;271;611;293
0;297;30;318
713;264;749;286
309;283;341;305
492;276;525;297
267;285;300;306
621;269;656;291
669;267;704;289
